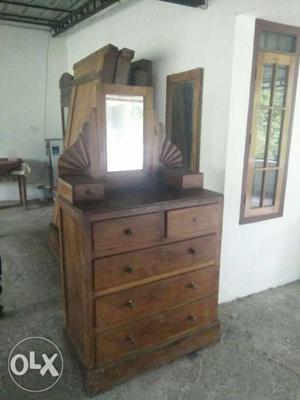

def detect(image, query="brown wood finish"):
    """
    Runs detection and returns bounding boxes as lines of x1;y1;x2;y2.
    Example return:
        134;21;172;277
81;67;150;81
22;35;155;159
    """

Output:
96;296;217;365
240;19;300;224
92;212;162;254
95;266;218;330
86;322;220;394
93;234;217;292
166;68;203;171
166;204;220;239
58;188;223;393
56;46;223;395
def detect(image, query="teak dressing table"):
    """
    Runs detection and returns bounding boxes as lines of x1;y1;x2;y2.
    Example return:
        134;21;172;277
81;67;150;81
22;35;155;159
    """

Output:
57;45;223;394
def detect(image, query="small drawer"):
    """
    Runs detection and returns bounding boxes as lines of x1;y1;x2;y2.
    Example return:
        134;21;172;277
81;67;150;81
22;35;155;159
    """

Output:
96;296;217;365
166;204;220;240
92;213;162;255
93;234;217;292
95;266;218;329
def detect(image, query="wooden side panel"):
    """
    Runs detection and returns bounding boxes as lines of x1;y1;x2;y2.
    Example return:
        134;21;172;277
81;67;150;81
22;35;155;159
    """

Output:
66;81;97;148
60;209;93;366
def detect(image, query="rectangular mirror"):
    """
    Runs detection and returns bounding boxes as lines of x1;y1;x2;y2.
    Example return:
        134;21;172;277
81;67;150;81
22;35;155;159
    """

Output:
106;94;144;172
166;68;203;171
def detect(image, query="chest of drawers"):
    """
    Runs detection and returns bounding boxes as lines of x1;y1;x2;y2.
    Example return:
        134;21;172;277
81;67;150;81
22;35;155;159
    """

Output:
58;186;223;394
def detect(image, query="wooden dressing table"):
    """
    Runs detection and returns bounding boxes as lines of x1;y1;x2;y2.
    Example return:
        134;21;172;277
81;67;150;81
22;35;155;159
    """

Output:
57;45;223;394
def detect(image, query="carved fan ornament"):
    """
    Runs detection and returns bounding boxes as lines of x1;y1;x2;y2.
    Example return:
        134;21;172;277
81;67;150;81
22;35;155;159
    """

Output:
58;123;91;176
159;137;183;168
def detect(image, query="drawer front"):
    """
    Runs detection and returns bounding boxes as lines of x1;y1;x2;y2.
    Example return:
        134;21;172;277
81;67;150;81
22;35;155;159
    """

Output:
166;204;220;240
94;234;217;292
93;213;162;254
95;266;218;329
96;296;217;364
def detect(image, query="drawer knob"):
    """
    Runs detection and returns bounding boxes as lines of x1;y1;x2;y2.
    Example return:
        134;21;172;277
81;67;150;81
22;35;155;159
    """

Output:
85;189;92;195
187;314;196;322
160;248;166;256
187;282;196;289
124;228;133;236
192;217;198;223
160;283;166;291
188;248;196;255
127;334;136;344
124;265;133;273
126;300;135;308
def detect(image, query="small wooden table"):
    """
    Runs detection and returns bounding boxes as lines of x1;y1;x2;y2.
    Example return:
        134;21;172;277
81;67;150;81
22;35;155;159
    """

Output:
0;158;27;208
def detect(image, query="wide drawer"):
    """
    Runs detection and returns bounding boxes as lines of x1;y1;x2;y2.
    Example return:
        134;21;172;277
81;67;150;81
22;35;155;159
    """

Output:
95;266;218;329
166;204;220;240
94;234;217;292
96;296;217;365
92;213;162;255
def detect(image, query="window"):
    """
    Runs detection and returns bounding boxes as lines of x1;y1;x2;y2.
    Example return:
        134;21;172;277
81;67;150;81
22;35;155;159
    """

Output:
240;20;300;224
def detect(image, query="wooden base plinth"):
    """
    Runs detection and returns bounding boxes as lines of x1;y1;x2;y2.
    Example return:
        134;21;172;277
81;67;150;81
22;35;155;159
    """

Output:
84;322;220;395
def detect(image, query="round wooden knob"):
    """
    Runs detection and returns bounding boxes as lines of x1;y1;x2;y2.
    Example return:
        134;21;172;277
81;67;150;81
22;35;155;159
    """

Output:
127;334;136;344
160;248;166;256
127;300;135;308
188;282;196;289
187;314;196;322
124;228;133;236
85;189;92;195
124;265;133;273
192;217;197;223
189;248;196;255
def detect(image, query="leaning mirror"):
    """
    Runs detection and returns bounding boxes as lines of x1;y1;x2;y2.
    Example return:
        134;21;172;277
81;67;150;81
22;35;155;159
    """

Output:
166;68;203;171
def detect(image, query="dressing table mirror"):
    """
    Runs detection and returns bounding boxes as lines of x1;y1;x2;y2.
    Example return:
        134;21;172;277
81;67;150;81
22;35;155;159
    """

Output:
56;45;223;395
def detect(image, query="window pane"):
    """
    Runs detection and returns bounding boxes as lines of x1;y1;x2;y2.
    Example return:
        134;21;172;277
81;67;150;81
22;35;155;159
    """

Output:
274;65;289;107
255;109;269;167
267;109;284;167
263;170;278;207
260;32;296;53
251;170;263;208
261;64;273;106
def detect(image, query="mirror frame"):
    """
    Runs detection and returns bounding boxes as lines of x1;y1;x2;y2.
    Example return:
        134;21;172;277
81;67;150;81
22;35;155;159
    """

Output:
165;68;203;171
98;83;155;188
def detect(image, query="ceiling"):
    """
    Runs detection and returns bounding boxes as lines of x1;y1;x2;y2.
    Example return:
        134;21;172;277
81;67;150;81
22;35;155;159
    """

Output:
0;0;208;36
0;0;120;36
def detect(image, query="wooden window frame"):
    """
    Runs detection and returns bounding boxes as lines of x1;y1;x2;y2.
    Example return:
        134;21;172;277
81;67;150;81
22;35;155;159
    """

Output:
240;19;300;224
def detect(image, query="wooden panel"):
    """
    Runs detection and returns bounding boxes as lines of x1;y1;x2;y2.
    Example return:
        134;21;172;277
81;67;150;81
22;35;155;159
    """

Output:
93;213;162;254
93;234;217;292
96;296;217;364
86;322;220;394
95;266;218;329
166;204;220;239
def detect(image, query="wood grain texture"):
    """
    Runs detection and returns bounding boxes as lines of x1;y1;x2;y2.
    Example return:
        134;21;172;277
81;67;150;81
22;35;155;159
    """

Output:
166;203;220;240
93;234;217;292
93;212;162;254
96;296;217;365
95;266;218;330
86;322;220;394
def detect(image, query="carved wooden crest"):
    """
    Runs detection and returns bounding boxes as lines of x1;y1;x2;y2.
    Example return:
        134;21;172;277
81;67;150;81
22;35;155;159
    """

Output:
159;137;183;168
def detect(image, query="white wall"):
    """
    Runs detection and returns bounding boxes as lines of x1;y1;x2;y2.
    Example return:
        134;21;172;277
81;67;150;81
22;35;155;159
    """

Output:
64;0;300;302
0;23;67;201
220;12;300;302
